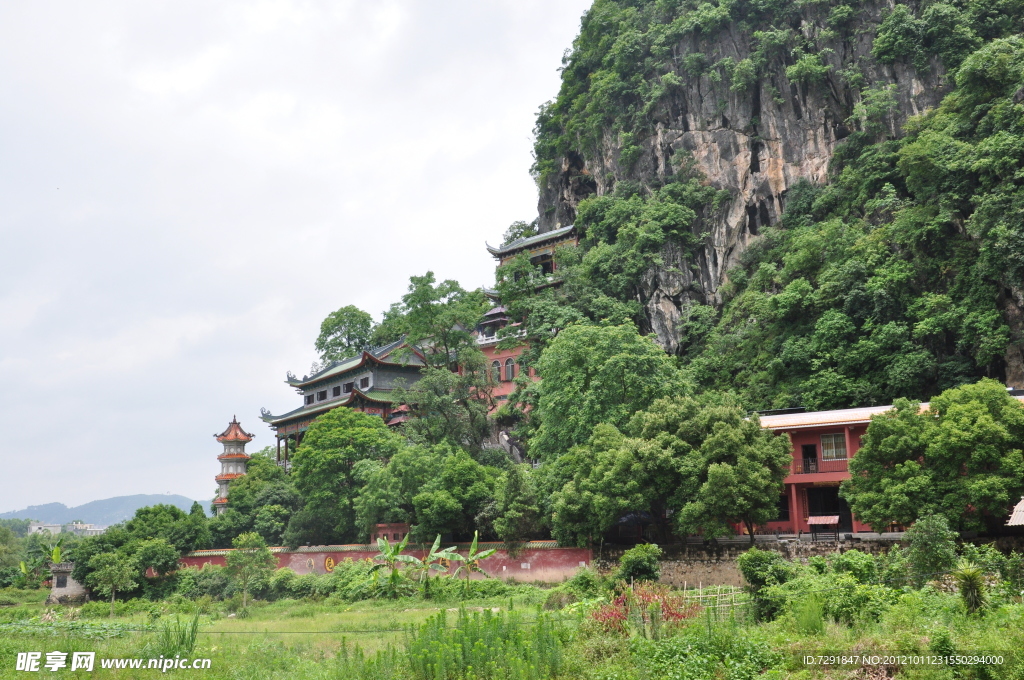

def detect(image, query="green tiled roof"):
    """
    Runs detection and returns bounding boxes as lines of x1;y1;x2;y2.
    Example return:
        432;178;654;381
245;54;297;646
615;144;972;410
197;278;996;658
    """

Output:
485;225;575;257
261;388;402;425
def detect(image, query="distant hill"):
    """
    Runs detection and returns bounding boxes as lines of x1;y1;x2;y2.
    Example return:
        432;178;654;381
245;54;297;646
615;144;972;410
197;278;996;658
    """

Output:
0;494;209;525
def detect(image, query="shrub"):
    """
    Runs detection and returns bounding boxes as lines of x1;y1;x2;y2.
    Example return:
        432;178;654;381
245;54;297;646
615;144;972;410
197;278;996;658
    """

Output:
905;514;958;587
822;574;897;624
615;544;663;583
403;609;564;680
876;545;911;588
739;548;795;621
565;567;605;599
832;549;876;584
268;568;297;600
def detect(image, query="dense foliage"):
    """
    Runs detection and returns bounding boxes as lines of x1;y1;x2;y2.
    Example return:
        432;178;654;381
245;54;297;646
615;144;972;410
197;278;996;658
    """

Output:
523;0;1024;412
841;380;1024;531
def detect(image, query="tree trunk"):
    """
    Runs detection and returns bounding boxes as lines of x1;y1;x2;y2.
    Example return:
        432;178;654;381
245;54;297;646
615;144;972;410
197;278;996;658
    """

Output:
745;519;756;545
242;588;248;610
110;590;116;618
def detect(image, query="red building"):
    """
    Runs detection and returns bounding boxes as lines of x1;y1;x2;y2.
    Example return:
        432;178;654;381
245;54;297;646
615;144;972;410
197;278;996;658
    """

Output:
479;225;578;410
757;396;1024;535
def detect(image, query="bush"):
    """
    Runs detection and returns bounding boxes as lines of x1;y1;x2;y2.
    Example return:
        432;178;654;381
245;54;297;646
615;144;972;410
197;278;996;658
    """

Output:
876;545;911;588
268;568;297;600
905;514;958;587
738;547;795;621
832;549;876;584
615;544;663;583
566;567;605;598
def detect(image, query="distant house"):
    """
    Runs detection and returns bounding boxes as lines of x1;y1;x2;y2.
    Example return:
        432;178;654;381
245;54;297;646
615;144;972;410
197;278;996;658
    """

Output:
27;521;107;536
27;522;63;535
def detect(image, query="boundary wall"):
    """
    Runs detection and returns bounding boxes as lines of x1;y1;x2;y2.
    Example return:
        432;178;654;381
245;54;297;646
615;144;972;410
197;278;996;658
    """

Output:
181;541;591;583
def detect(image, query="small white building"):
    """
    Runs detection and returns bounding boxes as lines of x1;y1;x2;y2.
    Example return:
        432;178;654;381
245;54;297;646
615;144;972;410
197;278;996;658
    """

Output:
27;522;63;535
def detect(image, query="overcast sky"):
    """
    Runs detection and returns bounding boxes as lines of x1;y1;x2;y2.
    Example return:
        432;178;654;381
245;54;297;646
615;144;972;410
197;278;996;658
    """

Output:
0;0;591;513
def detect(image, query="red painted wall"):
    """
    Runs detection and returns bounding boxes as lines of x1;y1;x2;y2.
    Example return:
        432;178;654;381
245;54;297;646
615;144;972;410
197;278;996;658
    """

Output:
179;544;592;583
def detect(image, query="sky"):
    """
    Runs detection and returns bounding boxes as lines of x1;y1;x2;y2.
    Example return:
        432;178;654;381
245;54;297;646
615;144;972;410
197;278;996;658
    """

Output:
0;0;592;513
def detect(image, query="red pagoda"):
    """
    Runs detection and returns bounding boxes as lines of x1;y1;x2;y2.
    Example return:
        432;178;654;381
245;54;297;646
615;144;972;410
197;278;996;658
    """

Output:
212;416;254;515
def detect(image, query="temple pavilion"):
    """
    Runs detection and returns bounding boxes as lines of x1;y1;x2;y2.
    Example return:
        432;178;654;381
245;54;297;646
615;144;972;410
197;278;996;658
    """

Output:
212;416;254;515
260;338;426;468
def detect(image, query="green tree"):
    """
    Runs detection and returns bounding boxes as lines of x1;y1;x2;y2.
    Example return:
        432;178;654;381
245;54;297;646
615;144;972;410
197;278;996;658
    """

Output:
131;538;180;577
253;505;289;546
123;504;210;554
225;532;276;609
492;465;542;548
412;449;497;541
904;513;959;588
841;379;1024;531
532;322;689;459
86;552;139;618
545;394;788;546
501;220;537;246
353;444;447;540
0;525;17;569
315;304;374;363
209;448;300;547
285;408;404;546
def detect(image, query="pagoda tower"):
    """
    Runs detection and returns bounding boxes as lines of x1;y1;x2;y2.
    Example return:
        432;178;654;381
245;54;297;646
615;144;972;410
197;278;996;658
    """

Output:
212;416;254;515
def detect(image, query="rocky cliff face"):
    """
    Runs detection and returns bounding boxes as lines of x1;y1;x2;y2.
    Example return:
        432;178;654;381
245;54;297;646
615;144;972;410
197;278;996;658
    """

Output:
536;0;949;355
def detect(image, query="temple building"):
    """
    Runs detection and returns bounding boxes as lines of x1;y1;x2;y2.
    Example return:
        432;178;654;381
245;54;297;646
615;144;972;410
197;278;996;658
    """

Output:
260;338;426;468
485;224;578;272
212;416;254;515
480;225;577;407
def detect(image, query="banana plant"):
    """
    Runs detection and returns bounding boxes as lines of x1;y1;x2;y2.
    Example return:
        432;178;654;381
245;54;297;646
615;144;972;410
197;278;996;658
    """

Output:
450;531;497;583
405;535;459;583
369;534;417;598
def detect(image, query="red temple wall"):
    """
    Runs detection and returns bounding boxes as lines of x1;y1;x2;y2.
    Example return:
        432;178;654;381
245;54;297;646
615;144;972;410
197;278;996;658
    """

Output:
179;544;592;583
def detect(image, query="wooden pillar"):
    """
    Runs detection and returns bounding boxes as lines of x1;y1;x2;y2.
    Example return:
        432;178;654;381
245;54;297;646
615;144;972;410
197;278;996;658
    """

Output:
276;436;281;464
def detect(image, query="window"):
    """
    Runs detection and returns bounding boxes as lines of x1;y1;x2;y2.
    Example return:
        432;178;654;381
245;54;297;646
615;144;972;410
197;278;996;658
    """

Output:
504;358;516;381
775;493;790;522
360;377;370;389
820;433;847;460
305;394;314;405
332;386;341;397
343;382;354;393
491;360;501;383
317;390;327;401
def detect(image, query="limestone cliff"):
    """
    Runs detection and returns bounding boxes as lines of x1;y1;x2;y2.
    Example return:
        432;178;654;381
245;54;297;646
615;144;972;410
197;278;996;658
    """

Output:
534;0;949;355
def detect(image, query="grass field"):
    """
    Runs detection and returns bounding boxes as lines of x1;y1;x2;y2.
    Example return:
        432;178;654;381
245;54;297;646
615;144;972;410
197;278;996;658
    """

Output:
2;577;1023;679
0;589;552;679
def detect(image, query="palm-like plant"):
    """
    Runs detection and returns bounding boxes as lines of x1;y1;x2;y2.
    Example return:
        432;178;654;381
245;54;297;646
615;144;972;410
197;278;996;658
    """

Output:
952;559;987;613
370;534;417;598
450;531;497;584
405;535;459;583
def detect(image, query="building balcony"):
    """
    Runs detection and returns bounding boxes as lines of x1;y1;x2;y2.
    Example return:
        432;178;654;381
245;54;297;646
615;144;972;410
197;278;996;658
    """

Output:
215;473;245;482
792;457;849;474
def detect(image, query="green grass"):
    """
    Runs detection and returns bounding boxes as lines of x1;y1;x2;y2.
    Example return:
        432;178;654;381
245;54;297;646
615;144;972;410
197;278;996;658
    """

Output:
0;585;1021;679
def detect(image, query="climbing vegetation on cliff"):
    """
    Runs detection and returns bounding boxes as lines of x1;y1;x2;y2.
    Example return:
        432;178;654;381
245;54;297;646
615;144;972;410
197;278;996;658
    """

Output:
523;0;1024;412
690;36;1024;409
